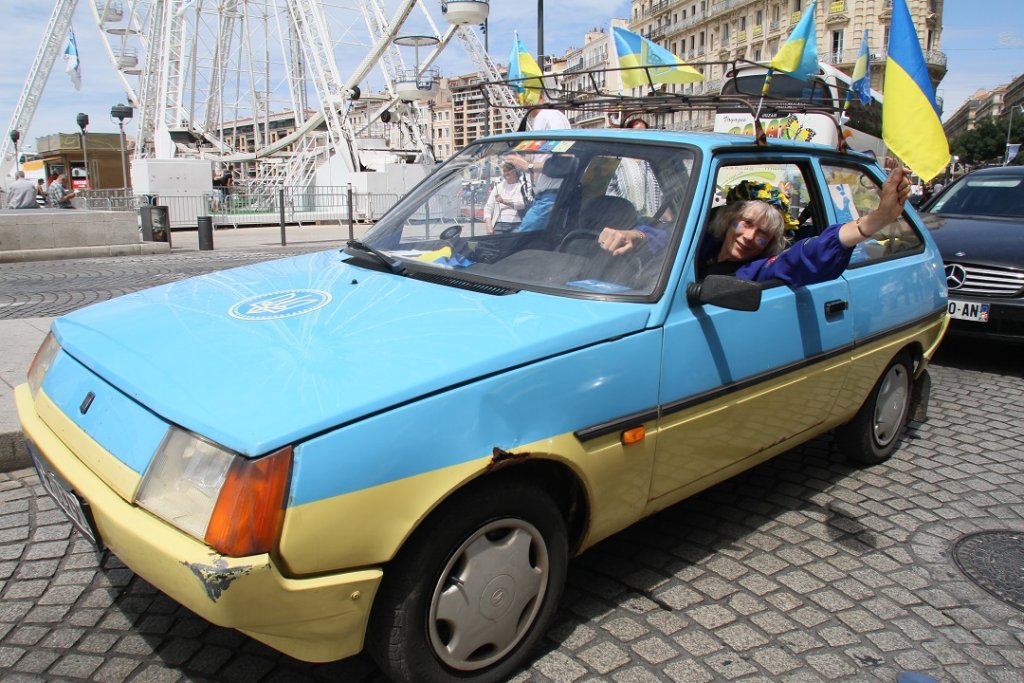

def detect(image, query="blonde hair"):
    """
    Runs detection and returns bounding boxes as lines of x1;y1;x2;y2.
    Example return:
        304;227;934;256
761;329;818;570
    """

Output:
709;200;788;257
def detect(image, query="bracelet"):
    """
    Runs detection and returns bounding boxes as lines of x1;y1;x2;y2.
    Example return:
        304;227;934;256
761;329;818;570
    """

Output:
855;217;870;239
633;230;645;242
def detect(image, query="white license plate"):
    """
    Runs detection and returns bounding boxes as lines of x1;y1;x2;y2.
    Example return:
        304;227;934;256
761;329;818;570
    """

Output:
948;299;990;323
28;442;102;548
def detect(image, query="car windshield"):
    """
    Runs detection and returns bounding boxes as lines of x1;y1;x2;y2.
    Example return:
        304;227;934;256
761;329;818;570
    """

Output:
926;173;1024;218
356;137;697;298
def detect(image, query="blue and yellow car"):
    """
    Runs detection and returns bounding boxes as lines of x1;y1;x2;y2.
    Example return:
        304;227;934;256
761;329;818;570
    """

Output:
17;130;947;683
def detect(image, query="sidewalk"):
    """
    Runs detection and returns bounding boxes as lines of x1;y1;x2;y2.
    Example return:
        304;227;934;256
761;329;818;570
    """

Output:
0;222;372;471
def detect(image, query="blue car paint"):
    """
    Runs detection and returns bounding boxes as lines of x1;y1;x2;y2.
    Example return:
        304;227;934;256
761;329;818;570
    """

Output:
290;327;663;505
42;350;168;476
51;250;653;459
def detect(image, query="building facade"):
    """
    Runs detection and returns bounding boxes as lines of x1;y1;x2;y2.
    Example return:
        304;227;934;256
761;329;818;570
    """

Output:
628;0;947;131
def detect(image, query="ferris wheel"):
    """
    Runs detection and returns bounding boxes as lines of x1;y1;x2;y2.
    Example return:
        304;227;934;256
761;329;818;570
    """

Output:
82;0;511;187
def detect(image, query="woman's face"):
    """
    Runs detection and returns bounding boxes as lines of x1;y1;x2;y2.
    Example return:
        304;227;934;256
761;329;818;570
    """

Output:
502;168;518;181
720;207;772;262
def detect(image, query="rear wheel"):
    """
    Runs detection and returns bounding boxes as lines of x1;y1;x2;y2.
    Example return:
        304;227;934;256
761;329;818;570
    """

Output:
367;479;568;683
836;352;913;465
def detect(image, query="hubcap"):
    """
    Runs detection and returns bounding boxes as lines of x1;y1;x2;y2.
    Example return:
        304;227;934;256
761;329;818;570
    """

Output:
873;363;910;447
427;518;549;671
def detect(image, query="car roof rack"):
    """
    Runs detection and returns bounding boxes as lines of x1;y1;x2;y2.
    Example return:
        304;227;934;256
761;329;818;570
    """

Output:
480;59;855;152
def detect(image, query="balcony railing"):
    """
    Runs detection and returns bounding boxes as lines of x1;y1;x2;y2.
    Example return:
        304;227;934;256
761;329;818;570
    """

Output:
830;0;847;12
821;47;947;69
752;25;763;38
737;30;747;42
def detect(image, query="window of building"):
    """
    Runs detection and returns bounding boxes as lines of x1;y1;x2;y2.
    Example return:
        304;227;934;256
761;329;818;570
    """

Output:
831;29;844;58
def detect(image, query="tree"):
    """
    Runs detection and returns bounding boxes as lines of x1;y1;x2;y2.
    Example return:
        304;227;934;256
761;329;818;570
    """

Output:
949;109;1024;166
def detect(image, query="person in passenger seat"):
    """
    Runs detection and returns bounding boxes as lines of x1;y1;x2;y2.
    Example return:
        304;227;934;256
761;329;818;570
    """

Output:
595;167;913;287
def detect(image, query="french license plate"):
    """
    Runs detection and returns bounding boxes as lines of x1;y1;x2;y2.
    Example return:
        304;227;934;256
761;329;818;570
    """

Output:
27;441;103;548
948;299;990;323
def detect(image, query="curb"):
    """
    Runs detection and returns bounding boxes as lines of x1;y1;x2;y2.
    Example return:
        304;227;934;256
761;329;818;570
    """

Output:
0;242;171;264
0;430;29;473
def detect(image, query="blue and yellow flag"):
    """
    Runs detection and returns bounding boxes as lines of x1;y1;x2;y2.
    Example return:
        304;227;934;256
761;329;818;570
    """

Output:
883;0;949;181
507;32;543;105
769;1;818;80
612;26;703;89
850;30;872;106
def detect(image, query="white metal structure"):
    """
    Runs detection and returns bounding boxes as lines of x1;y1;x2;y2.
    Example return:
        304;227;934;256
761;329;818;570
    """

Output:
3;0;516;188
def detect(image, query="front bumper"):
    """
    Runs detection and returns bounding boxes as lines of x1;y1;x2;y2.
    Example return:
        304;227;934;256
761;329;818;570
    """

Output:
15;383;381;663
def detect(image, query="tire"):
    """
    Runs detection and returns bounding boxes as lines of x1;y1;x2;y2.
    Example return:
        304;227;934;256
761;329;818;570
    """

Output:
836;351;913;465
367;479;568;683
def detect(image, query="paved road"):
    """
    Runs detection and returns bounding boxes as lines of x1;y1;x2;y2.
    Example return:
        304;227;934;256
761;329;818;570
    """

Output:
1;250;1022;682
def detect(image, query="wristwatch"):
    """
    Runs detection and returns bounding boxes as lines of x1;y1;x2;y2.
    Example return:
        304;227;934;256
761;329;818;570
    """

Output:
528;163;535;172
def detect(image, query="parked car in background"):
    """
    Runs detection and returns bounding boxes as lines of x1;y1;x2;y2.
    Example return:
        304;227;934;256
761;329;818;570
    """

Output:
18;129;948;683
921;165;1024;342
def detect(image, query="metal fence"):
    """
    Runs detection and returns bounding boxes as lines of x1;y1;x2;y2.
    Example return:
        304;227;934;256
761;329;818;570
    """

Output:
79;186;402;229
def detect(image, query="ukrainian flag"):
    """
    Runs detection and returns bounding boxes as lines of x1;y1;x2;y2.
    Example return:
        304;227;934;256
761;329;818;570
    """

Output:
508;32;543;105
883;0;949;181
851;30;872;106
612;26;703;89
769;1;818;80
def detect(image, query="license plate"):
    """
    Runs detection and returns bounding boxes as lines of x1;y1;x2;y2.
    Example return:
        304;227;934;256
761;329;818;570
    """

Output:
947;299;990;323
27;441;103;549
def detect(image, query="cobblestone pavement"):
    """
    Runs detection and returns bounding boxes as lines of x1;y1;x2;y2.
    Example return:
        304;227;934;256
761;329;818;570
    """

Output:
1;337;1022;682
0;246;341;320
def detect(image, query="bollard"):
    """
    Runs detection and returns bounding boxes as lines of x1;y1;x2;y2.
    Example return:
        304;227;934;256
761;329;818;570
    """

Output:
197;216;214;250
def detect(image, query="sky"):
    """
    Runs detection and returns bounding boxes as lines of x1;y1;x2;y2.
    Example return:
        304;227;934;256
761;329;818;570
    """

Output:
0;0;1021;154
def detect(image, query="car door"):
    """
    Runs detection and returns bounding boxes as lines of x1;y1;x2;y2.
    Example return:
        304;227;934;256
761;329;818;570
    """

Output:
648;156;854;504
817;160;946;419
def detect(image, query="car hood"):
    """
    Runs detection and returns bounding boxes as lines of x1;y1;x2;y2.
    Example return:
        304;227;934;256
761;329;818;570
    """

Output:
52;250;653;456
921;213;1024;267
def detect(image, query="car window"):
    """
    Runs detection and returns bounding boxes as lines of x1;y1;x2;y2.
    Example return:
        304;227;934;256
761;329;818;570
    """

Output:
821;164;923;266
358;139;697;299
926;174;1024;218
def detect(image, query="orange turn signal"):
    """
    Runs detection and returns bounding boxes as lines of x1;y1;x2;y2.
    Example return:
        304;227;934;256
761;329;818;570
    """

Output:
621;426;646;445
205;446;292;557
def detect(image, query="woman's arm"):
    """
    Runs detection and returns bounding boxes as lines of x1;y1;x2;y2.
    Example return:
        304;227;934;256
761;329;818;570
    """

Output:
837;166;912;248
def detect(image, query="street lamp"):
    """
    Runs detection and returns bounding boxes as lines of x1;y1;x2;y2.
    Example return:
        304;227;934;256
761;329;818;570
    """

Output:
110;104;133;188
8;130;20;174
537;0;544;70
1004;103;1024;166
76;112;90;189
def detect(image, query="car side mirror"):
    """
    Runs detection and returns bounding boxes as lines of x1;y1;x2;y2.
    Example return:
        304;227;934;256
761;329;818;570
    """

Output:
686;275;762;311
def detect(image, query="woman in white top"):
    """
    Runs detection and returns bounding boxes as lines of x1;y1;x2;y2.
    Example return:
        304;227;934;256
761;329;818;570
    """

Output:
484;163;528;234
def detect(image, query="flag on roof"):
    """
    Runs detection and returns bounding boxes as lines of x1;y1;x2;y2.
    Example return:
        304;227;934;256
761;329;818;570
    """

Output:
64;28;82;90
612;26;703;89
851;30;872;105
883;0;949;181
769;1;818;80
507;32;543;105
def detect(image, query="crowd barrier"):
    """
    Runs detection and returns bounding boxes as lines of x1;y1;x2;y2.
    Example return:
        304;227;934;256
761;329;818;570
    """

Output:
78;187;402;231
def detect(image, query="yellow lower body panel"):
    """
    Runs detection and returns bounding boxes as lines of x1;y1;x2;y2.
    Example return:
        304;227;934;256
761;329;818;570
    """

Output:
16;383;380;663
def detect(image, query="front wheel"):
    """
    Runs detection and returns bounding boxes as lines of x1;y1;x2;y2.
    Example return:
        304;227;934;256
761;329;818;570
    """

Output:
835;351;913;465
367;479;568;683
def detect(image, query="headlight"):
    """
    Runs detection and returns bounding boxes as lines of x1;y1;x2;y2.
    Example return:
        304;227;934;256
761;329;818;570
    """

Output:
136;427;292;557
27;333;60;397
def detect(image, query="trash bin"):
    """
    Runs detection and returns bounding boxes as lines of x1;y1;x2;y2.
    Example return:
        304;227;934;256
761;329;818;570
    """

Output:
197;216;214;251
140;205;170;243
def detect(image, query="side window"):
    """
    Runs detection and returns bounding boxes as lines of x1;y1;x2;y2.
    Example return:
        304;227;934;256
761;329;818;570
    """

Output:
821;164;923;266
713;162;812;234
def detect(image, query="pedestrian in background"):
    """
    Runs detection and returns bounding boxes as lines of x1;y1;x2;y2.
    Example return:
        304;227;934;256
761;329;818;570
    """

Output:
48;173;76;209
6;171;39;209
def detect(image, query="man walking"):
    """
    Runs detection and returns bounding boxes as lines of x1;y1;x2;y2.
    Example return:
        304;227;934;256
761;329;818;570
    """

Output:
6;171;40;209
48;173;77;208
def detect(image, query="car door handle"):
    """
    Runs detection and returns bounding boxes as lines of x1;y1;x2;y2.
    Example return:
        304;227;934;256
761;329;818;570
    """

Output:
824;299;848;316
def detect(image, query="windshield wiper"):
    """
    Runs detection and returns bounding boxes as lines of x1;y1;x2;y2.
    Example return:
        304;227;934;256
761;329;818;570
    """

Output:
344;239;407;275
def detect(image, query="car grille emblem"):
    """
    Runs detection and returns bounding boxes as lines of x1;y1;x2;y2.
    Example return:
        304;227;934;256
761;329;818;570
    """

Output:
945;264;967;290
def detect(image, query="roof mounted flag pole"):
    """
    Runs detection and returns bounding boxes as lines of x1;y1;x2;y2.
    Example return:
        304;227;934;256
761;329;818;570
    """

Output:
757;1;818;142
839;29;872;152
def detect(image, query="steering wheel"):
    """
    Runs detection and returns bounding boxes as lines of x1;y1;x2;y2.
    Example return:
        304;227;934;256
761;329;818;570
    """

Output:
439;225;463;240
555;230;599;253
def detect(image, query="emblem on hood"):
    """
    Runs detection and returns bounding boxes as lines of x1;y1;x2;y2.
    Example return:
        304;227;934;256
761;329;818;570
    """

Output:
229;289;332;321
945;264;967;290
